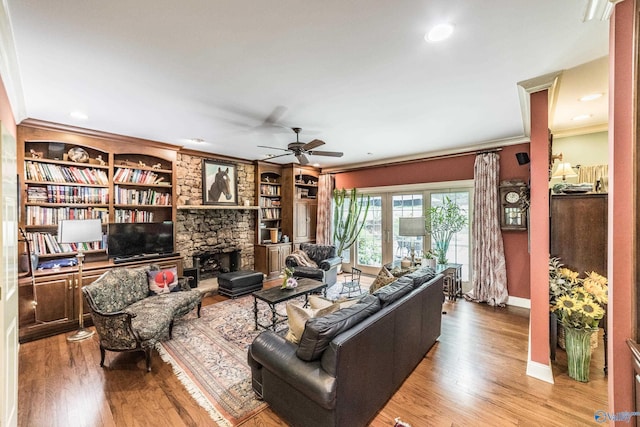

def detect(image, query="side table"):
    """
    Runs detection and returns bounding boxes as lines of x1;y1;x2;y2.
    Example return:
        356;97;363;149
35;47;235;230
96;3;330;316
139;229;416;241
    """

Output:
436;263;462;301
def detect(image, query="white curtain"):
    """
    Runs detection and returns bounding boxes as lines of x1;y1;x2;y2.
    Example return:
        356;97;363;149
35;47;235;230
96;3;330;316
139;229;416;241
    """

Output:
578;164;608;192
465;152;509;306
316;174;334;245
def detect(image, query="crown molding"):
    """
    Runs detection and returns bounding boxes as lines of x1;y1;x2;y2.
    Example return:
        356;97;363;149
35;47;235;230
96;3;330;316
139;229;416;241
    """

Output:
516;71;562;138
551;122;608;139
0;0;27;122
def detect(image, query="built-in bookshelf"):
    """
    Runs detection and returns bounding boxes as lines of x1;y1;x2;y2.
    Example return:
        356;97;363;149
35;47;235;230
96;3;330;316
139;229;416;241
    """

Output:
19;128;177;261
255;162;284;244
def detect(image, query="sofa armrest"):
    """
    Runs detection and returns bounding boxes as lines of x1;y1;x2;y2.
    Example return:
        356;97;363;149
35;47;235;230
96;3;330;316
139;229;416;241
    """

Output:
319;256;342;271
250;331;337;409
89;309;142;350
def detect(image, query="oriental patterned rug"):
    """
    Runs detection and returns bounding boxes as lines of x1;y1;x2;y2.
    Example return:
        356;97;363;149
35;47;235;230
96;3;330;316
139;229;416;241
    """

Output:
156;295;288;426
156;282;369;426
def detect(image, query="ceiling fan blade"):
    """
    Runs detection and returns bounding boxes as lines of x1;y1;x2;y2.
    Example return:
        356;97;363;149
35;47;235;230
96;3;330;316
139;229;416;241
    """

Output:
296;153;310;165
257;145;290;152
308;150;344;157
302;139;325;151
264;105;288;125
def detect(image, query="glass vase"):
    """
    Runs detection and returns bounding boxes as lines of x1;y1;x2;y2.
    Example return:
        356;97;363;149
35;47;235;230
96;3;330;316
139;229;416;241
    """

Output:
564;326;597;382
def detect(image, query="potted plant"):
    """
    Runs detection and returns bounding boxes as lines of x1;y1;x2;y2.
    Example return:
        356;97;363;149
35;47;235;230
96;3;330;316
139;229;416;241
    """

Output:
424;196;467;265
333;188;371;257
550;258;608;382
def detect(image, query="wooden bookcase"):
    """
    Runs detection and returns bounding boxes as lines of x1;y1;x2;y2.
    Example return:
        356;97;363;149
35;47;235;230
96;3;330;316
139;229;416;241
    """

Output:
281;164;319;247
17;119;180;342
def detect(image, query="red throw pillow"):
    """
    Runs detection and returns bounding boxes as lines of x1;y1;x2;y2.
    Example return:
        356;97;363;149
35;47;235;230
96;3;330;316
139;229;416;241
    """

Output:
147;268;179;295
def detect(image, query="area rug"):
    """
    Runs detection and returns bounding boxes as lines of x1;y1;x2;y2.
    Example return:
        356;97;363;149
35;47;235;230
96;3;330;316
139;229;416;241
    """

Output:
156;295;289;426
156;282;370;426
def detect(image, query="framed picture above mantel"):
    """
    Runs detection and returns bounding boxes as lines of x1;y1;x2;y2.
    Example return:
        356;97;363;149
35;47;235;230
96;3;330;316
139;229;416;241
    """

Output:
202;159;238;205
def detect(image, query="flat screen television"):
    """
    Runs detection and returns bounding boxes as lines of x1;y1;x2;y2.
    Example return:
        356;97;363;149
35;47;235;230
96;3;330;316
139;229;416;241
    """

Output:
107;222;174;259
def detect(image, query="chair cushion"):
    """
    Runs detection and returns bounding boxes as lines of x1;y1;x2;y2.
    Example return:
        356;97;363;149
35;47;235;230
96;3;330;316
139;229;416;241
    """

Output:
296;294;381;361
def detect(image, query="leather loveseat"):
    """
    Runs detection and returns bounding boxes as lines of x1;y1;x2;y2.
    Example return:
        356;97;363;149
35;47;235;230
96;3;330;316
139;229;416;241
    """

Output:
248;267;444;427
285;242;342;286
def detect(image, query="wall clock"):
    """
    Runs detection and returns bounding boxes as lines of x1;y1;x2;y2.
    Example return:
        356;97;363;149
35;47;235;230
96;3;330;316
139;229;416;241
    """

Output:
499;181;528;230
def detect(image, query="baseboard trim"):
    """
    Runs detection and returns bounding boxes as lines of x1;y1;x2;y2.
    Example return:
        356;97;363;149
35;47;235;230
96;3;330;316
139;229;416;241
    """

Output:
526;360;555;384
507;296;531;308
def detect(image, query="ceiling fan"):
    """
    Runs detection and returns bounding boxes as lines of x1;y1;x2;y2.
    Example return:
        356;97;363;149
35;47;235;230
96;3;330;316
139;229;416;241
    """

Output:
258;127;344;165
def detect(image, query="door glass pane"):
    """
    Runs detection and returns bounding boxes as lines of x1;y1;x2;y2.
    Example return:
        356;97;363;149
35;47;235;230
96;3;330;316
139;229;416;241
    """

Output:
392;194;423;262
430;191;470;281
356;196;382;268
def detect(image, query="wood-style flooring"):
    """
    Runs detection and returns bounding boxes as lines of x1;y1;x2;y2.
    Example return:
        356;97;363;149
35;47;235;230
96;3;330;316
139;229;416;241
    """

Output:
18;277;607;426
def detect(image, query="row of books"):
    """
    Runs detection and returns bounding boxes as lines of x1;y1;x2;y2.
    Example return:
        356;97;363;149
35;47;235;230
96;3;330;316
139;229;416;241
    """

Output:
113;167;168;185
295;187;316;199
113;186;171;205
260;184;281;196
25;231;106;256
261;208;281;219
259;197;281;207
25;161;109;185
114;209;154;223
25;206;109;226
27;185;109;204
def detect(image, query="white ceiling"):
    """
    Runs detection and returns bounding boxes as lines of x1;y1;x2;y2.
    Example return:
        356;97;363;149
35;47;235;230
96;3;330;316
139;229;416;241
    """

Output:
6;0;609;168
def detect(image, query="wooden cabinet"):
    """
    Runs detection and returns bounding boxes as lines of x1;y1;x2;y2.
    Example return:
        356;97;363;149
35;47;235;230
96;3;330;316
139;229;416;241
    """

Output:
550;193;607;275
282;165;319;245
254;243;291;279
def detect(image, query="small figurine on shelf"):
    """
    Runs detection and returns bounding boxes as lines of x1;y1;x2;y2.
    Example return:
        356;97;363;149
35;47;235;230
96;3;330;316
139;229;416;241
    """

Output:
152;162;162;169
96;155;106;166
29;149;43;159
138;160;147;167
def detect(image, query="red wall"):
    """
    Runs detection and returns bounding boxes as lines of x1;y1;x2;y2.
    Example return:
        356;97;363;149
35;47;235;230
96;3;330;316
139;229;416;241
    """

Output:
334;143;531;298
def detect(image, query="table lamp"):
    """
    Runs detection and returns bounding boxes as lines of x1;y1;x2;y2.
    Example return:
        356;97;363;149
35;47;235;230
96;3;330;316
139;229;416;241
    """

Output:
552;162;578;181
58;218;103;342
399;217;425;266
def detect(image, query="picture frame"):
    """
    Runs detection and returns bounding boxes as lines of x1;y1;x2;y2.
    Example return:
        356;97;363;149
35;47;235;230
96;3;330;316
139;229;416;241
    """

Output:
202;159;238;205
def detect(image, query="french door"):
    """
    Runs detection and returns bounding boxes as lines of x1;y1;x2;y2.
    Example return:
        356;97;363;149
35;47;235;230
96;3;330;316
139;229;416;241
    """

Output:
348;181;472;286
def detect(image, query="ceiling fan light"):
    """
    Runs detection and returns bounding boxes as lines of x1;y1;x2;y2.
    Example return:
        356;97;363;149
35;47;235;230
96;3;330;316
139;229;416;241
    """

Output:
572;114;592;121
425;23;454;42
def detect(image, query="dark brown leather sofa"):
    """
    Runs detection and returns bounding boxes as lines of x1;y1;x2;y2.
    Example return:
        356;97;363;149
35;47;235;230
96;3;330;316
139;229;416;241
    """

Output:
248;267;444;427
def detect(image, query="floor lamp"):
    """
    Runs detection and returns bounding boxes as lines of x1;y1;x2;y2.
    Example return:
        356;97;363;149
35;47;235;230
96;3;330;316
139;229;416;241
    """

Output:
398;217;425;266
58;218;103;342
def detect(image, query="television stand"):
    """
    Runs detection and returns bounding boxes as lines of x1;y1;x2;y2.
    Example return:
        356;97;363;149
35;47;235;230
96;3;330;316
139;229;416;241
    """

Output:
113;253;180;264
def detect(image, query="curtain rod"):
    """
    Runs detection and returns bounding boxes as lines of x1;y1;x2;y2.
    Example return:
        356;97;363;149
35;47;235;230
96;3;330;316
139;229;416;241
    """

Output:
475;148;503;155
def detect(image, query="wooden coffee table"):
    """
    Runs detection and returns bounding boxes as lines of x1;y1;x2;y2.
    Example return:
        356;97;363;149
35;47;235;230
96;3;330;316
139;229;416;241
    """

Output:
252;278;326;330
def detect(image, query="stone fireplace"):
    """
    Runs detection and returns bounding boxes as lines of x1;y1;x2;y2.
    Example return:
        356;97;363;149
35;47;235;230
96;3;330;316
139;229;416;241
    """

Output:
192;249;240;279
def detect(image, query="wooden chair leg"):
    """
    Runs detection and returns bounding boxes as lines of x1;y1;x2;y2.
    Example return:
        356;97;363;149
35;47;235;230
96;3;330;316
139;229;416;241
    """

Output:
100;346;106;367
197;302;202;318
169;321;174;340
144;348;152;372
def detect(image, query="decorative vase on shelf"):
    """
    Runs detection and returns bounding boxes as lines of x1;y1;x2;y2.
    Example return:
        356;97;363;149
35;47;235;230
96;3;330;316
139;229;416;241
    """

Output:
564;326;597;382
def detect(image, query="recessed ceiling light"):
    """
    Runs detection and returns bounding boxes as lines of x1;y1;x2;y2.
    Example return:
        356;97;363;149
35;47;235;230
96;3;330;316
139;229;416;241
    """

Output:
188;138;206;144
572;114;592;121
70;111;88;120
425;23;454;42
312;163;320;167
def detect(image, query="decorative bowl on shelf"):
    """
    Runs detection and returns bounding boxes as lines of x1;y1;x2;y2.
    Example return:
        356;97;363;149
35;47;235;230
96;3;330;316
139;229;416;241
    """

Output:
68;147;89;163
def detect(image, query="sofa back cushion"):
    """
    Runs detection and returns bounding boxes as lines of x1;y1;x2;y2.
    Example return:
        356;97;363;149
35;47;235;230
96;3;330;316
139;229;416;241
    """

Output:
85;267;150;313
299;243;337;264
373;278;414;307
296;294;381;361
402;266;437;288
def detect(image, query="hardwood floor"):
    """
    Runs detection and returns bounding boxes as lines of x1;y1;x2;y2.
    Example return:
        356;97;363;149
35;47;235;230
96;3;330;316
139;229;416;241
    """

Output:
18;278;607;427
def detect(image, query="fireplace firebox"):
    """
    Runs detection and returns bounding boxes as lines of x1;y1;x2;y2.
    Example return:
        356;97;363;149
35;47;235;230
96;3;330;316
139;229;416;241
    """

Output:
192;249;240;280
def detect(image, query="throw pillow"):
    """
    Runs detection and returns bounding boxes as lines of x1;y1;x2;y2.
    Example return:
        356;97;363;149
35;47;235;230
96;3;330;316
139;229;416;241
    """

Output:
309;294;360;310
284;302;339;344
369;266;396;293
147;267;179;295
288;250;318;268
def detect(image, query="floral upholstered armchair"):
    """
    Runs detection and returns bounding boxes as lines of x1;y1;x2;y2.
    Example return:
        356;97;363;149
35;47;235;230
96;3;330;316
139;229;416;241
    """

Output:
285;243;342;286
82;265;201;372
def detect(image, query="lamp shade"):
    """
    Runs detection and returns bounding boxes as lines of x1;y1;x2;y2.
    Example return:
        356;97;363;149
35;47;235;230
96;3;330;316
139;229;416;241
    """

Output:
552;162;578;179
57;219;103;244
398;217;425;237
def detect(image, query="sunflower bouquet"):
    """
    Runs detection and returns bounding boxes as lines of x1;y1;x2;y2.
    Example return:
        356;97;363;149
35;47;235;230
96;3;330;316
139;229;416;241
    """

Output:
549;257;608;330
